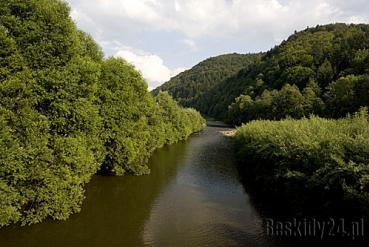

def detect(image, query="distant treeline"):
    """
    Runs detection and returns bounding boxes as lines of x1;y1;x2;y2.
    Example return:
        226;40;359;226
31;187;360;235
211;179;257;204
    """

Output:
153;53;260;113
157;23;369;124
0;0;205;227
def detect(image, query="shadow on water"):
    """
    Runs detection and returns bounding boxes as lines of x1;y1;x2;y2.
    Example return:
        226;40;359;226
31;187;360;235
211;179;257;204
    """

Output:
142;127;275;247
0;139;190;247
237;156;369;247
206;119;232;128
0;126;336;247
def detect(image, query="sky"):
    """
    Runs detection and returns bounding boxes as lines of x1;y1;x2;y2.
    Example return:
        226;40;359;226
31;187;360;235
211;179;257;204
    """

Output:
65;0;369;89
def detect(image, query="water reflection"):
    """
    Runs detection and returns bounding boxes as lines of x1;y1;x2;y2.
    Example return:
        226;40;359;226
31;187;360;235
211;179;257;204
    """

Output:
0;127;276;247
0;136;189;247
143;127;271;246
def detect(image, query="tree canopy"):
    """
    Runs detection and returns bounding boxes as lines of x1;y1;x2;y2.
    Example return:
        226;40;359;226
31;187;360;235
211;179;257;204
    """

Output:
0;0;205;227
153;53;260;114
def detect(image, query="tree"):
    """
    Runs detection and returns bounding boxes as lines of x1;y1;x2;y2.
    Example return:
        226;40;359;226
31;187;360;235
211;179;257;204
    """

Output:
98;58;152;176
0;28;52;226
353;49;369;74
78;31;104;62
303;80;325;116
254;89;276;120
354;75;369;108
272;84;305;120
280;65;316;89
0;0;206;227
325;75;358;118
317;59;334;88
228;95;255;125
0;0;103;226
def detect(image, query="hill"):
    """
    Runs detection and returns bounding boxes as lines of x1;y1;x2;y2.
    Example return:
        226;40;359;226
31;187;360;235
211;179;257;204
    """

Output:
220;23;369;123
156;24;369;123
153;53;260;112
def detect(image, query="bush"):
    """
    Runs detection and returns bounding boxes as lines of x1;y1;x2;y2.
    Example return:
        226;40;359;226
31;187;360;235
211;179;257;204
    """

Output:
234;108;369;216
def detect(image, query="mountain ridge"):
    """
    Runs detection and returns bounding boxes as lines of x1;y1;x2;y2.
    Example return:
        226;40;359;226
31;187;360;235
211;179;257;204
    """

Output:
155;23;369;123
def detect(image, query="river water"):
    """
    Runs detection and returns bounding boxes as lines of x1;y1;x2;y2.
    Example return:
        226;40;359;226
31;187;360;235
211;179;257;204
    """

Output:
0;126;288;247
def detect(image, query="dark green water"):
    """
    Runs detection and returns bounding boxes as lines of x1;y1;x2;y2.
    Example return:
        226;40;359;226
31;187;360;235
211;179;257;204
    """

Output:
0;126;284;247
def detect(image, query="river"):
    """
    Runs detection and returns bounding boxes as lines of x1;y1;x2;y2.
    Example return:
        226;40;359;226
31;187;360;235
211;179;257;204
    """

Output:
0;126;289;247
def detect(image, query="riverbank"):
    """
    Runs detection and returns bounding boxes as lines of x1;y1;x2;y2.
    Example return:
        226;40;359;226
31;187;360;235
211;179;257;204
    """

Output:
0;126;277;247
233;109;369;219
220;130;237;137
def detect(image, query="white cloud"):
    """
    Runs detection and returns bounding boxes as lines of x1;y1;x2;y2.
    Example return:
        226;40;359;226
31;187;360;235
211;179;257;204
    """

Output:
182;39;198;51
171;67;188;77
70;8;94;25
348;15;369;24
114;47;183;89
174;0;181;11
66;0;369;88
67;0;369;42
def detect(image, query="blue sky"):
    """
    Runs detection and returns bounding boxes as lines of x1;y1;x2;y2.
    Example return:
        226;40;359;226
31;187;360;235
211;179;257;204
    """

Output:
66;0;369;89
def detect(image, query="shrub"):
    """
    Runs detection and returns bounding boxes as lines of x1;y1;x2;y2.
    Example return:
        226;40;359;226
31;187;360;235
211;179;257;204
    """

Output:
235;108;369;216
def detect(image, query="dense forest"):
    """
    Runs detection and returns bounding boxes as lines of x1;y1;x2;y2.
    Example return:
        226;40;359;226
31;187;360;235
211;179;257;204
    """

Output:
157;24;369;123
153;53;260;112
0;0;205;227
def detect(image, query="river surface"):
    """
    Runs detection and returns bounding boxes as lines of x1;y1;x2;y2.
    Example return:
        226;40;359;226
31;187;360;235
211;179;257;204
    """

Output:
0;126;288;247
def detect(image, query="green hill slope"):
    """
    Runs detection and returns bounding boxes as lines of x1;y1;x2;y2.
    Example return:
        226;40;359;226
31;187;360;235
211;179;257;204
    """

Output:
153;53;260;113
156;24;369;123
224;23;369;124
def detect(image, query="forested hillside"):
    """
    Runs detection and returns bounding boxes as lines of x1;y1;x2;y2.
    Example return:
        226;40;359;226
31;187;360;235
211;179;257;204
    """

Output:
0;0;205;227
153;53;260;112
156;24;369;123
227;23;369;124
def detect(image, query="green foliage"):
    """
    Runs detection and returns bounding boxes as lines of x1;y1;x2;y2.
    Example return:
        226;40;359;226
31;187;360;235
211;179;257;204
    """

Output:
324;75;358;118
98;58;151;176
225;24;369;124
78;31;104;62
153;53;260;113
280;65;315;89
271;84;305;120
0;0;80;69
0;0;103;227
317;59;334;87
228;82;325;125
234;108;369;215
0;0;205;228
154;91;205;144
324;74;369;118
97;59;205;176
302;80;325;116
157;24;369;123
